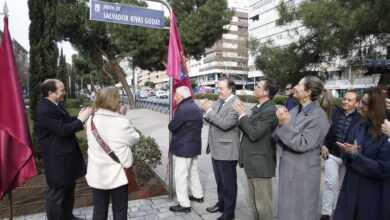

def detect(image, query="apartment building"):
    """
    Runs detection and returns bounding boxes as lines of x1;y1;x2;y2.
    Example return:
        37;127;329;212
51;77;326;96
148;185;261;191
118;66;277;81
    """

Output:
0;30;29;94
189;5;249;92
247;0;379;97
137;69;168;89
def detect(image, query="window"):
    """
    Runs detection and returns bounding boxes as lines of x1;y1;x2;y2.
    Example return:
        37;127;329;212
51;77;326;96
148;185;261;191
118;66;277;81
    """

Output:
250;0;275;10
238;17;248;24
238;26;248;32
251;21;276;35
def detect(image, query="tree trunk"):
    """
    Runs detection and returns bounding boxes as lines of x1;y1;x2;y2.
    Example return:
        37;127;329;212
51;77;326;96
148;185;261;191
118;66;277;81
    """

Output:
89;73;98;93
102;66;116;86
110;60;136;109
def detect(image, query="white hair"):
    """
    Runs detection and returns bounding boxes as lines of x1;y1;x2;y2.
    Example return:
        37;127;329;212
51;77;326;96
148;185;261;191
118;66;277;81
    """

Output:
175;86;191;99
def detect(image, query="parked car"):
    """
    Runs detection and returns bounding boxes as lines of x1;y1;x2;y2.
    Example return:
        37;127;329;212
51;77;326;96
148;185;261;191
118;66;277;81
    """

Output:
136;90;148;99
156;91;168;99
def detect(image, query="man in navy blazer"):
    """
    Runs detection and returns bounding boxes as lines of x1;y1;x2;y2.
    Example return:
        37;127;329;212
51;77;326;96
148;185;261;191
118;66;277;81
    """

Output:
168;86;204;213
36;79;92;220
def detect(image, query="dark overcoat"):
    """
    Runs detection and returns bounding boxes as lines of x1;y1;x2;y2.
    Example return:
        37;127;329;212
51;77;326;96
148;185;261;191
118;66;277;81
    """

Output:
36;98;86;188
168;97;203;158
334;122;390;220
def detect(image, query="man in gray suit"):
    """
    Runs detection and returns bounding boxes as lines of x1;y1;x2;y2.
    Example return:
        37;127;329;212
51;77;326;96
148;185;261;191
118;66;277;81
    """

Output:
200;77;240;220
233;78;278;220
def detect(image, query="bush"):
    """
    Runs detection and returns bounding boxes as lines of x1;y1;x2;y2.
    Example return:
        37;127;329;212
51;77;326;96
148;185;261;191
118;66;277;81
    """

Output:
194;94;342;107
194;93;218;100
132;128;162;185
65;98;92;108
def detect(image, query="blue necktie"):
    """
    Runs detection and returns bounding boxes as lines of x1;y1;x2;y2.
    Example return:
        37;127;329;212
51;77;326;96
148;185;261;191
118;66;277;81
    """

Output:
217;100;225;113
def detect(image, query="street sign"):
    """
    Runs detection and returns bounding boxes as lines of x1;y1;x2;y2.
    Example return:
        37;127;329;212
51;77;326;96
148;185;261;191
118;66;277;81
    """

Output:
90;0;164;29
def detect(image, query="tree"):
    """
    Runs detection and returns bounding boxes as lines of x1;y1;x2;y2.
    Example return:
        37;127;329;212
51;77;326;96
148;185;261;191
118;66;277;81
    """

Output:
57;48;68;87
56;0;233;106
109;0;233;70
144;81;155;89
190;79;198;90
28;0;59;166
251;0;390;86
56;0;137;108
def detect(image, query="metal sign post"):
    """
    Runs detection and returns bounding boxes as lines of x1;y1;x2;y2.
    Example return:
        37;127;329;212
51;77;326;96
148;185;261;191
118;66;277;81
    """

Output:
89;0;174;200
145;0;174;200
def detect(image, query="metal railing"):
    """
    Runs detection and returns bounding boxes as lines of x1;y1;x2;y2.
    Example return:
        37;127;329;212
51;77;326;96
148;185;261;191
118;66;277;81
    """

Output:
135;100;170;114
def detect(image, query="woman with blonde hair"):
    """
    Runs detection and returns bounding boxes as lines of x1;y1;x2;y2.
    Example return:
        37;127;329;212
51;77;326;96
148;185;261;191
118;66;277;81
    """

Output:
86;87;139;220
273;76;333;220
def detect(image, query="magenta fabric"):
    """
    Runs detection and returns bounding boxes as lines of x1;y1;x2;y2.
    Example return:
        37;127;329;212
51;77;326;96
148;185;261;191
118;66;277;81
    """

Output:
0;16;37;199
166;10;194;113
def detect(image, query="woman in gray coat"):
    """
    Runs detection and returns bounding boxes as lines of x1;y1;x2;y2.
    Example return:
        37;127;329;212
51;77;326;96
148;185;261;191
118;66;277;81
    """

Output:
273;76;333;220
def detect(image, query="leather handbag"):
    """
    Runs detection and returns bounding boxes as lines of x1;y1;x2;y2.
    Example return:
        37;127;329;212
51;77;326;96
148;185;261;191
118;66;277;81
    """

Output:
90;115;140;193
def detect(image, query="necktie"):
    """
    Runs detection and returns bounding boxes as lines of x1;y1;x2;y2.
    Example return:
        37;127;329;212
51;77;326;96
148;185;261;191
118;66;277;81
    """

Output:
217;100;225;113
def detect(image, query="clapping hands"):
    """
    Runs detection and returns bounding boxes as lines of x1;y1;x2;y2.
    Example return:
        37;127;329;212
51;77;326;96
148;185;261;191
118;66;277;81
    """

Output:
233;100;246;116
199;98;212;112
336;140;361;155
276;106;291;126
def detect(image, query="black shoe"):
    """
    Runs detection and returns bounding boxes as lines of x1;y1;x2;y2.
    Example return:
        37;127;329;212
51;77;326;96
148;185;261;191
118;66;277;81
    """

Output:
205;204;223;213
216;213;235;220
169;204;191;213
189;195;204;203
320;215;330;220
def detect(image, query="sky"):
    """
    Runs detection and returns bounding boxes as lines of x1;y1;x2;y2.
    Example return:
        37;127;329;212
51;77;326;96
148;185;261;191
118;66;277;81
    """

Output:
0;0;248;63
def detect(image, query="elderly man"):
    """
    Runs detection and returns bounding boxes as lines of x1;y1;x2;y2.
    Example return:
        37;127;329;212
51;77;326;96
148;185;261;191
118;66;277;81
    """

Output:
233;77;279;220
168;86;204;213
200;77;240;220
320;90;361;220
36;79;92;220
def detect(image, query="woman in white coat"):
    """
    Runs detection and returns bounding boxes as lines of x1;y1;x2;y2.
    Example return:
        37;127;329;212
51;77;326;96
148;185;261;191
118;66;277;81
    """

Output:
86;87;139;220
274;76;333;220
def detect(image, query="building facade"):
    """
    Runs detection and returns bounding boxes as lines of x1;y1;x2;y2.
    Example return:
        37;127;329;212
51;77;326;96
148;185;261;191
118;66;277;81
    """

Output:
189;6;249;92
0;30;29;95
247;0;379;97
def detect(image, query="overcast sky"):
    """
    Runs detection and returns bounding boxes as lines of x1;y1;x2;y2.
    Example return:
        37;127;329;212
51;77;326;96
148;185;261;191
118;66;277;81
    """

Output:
0;0;248;63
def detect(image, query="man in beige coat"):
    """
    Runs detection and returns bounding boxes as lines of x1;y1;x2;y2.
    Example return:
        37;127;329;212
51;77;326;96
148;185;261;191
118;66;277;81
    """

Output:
200;77;240;220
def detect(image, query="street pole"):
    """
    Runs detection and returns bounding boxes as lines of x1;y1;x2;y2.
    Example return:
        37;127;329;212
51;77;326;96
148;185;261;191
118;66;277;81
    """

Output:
145;0;174;200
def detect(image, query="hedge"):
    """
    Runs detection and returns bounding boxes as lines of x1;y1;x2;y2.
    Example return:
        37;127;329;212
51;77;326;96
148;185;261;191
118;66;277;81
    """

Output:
194;94;343;107
24;97;92;108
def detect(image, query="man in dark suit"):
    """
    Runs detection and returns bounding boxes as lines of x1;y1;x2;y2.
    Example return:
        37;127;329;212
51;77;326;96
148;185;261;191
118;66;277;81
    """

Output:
36;79;92;220
168;86;204;213
233;78;278;220
200;77;240;220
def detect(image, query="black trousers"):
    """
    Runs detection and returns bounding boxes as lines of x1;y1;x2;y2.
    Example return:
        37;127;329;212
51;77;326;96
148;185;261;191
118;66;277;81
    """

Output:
212;158;238;216
92;184;128;220
46;183;76;220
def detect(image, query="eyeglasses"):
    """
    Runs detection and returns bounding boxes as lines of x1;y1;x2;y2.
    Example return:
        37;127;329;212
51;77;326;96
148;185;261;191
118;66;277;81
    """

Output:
361;101;368;106
286;88;292;90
